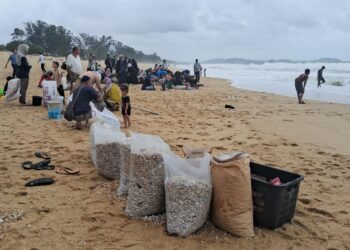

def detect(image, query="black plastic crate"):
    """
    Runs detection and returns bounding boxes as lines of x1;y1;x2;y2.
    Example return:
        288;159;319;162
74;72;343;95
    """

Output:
250;162;304;229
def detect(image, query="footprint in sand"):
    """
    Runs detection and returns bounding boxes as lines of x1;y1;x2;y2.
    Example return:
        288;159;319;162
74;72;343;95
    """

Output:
307;207;334;218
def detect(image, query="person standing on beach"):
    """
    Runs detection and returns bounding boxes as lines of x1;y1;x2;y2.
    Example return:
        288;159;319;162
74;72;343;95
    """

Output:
105;54;113;72
120;84;131;128
38;52;46;72
204;68;207;77
52;61;64;100
16;44;32;105
4;49;18;78
295;69;310;104
193;59;202;83
66;47;83;92
317;66;326;87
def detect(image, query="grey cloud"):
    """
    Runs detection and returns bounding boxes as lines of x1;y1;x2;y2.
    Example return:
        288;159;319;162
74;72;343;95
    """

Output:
0;0;350;61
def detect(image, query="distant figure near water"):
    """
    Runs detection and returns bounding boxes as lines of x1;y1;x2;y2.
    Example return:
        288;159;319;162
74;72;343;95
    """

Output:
317;66;326;87
295;69;310;104
193;59;202;83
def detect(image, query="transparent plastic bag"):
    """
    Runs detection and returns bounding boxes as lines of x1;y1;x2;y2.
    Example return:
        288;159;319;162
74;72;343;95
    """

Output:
125;134;170;218
4;79;21;102
183;145;212;159
90;121;125;179
117;137;132;196
164;153;212;237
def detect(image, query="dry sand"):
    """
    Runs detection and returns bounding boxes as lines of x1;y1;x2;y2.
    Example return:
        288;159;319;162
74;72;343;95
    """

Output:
0;51;349;250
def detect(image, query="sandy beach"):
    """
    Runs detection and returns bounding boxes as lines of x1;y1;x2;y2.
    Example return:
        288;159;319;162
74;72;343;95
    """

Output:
0;52;349;250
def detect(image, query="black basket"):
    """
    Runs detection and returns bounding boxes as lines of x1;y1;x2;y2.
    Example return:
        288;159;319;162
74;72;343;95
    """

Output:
250;162;303;229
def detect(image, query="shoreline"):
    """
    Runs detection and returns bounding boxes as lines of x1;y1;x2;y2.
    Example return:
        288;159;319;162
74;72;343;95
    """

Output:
0;54;349;249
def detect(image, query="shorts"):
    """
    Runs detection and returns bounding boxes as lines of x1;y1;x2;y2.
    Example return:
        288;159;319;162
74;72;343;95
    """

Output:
122;106;131;116
295;81;304;95
74;111;92;122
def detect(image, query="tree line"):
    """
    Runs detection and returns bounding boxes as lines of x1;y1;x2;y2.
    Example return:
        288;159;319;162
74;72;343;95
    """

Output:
0;20;162;62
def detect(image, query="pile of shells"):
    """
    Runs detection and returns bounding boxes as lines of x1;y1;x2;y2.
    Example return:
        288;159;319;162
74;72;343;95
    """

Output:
125;152;165;218
117;143;131;196
165;176;212;237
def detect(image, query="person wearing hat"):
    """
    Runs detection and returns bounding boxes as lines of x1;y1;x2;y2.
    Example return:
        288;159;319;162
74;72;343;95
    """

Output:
72;75;102;130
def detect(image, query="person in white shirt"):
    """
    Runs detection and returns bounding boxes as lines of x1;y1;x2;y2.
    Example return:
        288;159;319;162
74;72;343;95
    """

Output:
38;52;46;72
66;46;83;92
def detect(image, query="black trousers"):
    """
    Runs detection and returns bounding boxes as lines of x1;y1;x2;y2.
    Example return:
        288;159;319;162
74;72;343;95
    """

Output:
57;85;65;98
11;64;17;78
41;63;46;72
195;71;200;83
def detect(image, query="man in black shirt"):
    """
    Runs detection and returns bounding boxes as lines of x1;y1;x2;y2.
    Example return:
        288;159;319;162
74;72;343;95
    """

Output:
317;66;326;87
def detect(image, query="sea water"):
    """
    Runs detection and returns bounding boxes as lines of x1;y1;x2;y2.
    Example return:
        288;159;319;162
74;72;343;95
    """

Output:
177;63;350;105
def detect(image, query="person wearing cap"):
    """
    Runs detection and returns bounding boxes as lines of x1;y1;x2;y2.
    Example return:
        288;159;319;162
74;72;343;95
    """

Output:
76;71;102;93
72;75;102;130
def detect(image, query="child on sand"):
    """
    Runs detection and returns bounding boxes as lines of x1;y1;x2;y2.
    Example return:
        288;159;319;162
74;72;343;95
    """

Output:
295;69;310;104
52;61;64;100
120;84;131;128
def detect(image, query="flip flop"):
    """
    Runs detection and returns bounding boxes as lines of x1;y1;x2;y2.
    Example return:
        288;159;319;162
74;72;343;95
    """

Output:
35;151;51;160
55;166;80;175
225;104;235;109
21;160;55;170
25;178;55;187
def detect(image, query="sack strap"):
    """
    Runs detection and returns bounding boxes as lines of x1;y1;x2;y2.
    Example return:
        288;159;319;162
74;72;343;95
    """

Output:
71;86;84;108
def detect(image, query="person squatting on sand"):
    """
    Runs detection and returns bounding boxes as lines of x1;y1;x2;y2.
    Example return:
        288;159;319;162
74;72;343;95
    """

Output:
295;69;310;104
120;83;131;128
72;75;102;130
16;44;32;105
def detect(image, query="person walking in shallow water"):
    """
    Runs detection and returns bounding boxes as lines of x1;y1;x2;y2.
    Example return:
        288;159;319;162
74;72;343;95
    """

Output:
317;66;326;87
295;69;310;104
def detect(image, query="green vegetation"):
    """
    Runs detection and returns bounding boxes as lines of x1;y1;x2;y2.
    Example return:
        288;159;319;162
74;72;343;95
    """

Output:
0;20;161;62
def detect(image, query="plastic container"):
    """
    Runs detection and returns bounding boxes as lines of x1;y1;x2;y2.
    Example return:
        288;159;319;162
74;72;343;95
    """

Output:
47;100;62;120
250;162;304;229
32;96;43;106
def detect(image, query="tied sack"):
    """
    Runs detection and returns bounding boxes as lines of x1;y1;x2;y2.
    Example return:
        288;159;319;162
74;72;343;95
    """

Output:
42;80;58;107
211;152;254;238
183;145;212;159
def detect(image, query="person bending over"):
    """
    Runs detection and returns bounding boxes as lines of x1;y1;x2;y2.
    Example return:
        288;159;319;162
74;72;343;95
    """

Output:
295;69;310;104
120;84;131;128
72;75;102;130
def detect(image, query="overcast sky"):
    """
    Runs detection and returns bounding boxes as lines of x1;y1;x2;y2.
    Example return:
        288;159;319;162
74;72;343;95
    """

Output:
0;0;350;61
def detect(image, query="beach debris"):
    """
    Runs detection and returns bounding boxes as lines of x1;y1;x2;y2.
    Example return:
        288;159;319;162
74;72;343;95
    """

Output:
0;210;24;225
164;153;212;237
117;141;131;196
125;134;170;218
224;104;235;109
133;107;160;115
142;214;166;225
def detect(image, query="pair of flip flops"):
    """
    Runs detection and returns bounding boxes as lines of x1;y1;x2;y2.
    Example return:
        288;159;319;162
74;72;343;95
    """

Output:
22;159;55;170
55;167;80;175
35;151;51;160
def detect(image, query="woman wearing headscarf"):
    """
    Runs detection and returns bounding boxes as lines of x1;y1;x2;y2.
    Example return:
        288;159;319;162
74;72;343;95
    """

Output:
16;44;32;105
103;72;122;111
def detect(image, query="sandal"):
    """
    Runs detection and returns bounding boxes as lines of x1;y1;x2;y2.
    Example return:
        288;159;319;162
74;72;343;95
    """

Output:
35;151;51;160
21;160;55;170
25;178;55;187
55;166;80;175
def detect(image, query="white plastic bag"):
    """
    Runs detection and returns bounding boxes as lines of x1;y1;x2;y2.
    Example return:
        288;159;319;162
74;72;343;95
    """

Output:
4;79;21;102
125;134;170;218
42;80;58;107
90;121;125;179
90;102;121;129
164;153;212;237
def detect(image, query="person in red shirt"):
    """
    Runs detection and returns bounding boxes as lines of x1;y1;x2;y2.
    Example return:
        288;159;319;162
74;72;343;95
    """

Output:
295;69;310;104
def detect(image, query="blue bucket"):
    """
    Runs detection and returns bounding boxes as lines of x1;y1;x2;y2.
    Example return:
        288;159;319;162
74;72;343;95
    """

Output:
47;101;62;120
